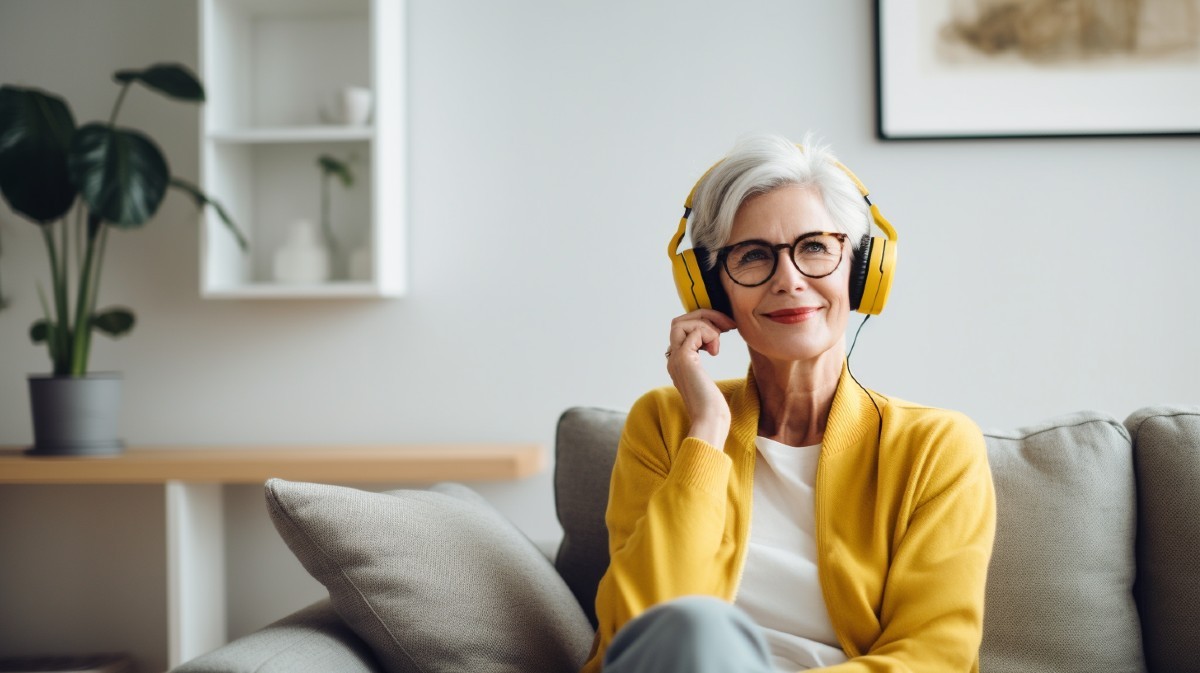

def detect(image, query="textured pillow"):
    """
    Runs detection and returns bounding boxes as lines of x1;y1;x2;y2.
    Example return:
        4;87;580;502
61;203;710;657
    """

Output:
981;412;1146;673
1125;406;1200;673
265;479;594;673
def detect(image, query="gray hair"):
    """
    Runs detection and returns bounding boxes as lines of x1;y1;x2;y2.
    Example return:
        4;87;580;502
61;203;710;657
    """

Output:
690;133;871;270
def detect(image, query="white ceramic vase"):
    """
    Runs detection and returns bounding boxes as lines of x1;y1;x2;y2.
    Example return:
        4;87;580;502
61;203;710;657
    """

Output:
273;220;330;283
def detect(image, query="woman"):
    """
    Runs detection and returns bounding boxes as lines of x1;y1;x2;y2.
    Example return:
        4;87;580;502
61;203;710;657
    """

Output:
582;134;996;673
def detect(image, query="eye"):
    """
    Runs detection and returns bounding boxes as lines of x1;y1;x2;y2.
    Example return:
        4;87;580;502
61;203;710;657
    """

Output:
796;234;840;257
729;244;773;268
802;240;829;254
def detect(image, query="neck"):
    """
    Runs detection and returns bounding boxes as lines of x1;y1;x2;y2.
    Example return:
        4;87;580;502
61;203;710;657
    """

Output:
749;345;844;447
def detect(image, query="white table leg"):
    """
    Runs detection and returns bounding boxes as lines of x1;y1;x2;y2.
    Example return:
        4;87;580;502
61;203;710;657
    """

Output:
165;481;227;668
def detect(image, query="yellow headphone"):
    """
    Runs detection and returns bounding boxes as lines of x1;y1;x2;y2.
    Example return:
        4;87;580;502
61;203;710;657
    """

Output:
668;151;897;316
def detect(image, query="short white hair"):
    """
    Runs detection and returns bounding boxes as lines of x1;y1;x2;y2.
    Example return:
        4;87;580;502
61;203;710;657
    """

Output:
690;133;871;269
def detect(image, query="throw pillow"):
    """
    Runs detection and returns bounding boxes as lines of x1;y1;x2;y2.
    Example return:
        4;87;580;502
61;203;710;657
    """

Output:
265;479;594;673
981;412;1146;673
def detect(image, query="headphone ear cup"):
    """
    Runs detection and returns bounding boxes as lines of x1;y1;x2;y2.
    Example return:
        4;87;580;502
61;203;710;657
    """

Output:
671;248;707;312
693;246;732;316
849;234;872;312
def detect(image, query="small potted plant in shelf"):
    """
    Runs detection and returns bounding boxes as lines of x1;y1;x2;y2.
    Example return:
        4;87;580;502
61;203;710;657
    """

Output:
320;153;374;282
319;153;355;260
271;153;356;284
0;62;246;456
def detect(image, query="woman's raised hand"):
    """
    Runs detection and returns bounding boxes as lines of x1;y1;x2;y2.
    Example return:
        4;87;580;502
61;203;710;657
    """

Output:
666;309;737;449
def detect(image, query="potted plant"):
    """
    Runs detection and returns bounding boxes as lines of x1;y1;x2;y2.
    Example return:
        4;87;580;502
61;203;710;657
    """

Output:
0;62;245;456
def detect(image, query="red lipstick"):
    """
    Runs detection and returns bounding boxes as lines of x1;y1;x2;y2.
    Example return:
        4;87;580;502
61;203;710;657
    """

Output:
763;307;820;324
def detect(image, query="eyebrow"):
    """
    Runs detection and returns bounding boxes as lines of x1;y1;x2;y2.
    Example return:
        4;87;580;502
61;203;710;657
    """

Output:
724;231;831;247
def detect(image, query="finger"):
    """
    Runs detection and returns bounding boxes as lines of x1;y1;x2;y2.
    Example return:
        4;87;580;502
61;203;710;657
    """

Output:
669;321;721;353
683;322;720;356
671;309;736;333
679;323;721;357
669;316;733;348
693;309;737;332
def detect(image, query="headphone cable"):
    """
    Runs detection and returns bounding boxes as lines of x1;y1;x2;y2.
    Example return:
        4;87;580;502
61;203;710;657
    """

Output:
846;314;884;443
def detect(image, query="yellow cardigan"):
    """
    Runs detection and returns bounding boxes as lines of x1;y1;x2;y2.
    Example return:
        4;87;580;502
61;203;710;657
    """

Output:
582;365;996;673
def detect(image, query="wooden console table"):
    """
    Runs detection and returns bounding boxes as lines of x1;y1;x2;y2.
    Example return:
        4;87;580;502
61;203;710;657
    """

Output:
0;444;545;669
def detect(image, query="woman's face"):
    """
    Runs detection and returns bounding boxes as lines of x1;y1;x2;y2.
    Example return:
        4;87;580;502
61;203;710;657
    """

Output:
720;185;851;365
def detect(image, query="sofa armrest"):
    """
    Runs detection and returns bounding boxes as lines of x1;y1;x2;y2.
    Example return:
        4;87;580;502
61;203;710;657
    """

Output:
169;599;382;673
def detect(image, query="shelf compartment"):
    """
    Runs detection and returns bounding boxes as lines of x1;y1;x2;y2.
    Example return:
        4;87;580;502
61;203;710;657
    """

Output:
203;0;371;131
202;140;376;293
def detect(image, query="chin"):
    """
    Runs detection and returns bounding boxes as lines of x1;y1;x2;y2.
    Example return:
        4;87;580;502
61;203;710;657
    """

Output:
750;336;844;365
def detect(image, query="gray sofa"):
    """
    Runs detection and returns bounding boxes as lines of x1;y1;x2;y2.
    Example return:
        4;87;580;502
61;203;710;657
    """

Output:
174;405;1200;673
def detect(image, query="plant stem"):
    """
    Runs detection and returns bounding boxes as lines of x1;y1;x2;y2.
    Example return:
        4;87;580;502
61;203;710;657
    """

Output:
321;173;336;253
63;209;74;371
0;224;7;311
108;81;132;127
63;204;75;345
40;224;70;375
78;222;110;373
69;216;102;376
74;199;84;282
36;284;54;358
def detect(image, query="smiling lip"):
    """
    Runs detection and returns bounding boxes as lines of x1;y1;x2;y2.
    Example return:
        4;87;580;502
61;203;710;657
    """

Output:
763;307;820;324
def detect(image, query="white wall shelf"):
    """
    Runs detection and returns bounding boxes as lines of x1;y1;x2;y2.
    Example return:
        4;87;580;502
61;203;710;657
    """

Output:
209;126;375;143
202;281;383;299
198;0;405;299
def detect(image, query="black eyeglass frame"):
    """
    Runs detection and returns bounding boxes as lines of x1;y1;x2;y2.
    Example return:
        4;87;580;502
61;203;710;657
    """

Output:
716;231;850;287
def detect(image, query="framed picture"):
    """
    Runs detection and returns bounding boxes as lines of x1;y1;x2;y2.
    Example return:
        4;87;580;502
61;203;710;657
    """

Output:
875;0;1200;139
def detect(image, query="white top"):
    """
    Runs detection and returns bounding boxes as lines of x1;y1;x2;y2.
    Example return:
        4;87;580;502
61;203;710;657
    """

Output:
734;436;849;672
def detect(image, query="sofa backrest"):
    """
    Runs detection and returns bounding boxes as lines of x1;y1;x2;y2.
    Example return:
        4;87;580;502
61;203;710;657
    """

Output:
553;406;623;628
980;412;1144;673
551;404;1200;673
1125;406;1200;673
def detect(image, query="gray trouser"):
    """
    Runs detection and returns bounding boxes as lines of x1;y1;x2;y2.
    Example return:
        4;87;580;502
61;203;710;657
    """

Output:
602;595;776;673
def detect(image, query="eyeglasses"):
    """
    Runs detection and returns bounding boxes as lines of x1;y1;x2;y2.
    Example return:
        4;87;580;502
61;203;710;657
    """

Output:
717;231;848;287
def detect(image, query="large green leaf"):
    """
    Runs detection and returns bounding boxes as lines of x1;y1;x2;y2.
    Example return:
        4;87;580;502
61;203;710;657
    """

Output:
114;63;205;102
68;123;168;227
170;177;248;251
91;307;135;337
0;86;78;223
29;319;53;344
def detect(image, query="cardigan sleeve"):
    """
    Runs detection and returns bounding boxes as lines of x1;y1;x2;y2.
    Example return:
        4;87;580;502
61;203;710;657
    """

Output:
823;412;997;673
581;388;734;673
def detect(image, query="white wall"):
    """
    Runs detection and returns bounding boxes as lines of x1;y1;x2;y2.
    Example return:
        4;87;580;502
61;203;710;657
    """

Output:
1;0;1197;670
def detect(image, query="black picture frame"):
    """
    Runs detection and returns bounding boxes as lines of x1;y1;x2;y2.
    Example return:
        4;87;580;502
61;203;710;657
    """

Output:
875;0;1200;140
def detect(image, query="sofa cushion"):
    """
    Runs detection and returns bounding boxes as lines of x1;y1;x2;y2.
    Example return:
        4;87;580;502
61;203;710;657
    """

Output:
169;600;381;673
554;406;623;627
1125;405;1200;673
981;412;1145;673
265;479;594;673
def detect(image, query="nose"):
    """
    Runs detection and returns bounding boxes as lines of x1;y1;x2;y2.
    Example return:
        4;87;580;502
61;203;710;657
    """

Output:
768;249;808;293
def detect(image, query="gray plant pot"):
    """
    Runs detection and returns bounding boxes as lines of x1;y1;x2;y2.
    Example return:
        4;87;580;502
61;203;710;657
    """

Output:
26;373;124;456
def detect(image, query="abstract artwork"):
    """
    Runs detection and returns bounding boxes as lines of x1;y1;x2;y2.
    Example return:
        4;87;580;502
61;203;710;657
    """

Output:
876;0;1200;138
